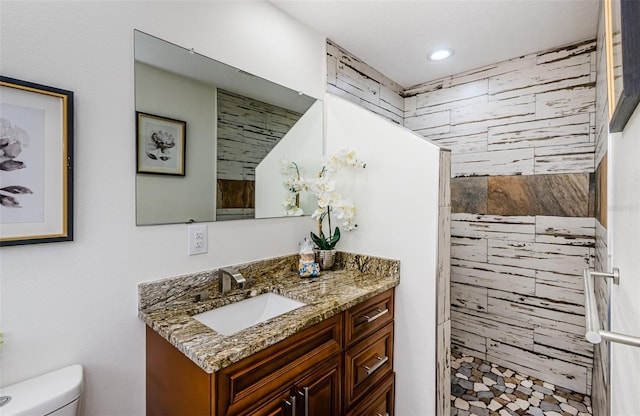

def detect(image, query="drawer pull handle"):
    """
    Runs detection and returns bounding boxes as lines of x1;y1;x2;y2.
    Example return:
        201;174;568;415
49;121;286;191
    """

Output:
290;395;296;415
362;355;389;375
295;387;309;416
376;413;390;416
302;387;309;416
363;308;389;323
283;399;293;416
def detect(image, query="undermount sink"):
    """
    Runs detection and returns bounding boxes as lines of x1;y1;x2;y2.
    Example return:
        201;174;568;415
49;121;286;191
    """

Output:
193;293;306;336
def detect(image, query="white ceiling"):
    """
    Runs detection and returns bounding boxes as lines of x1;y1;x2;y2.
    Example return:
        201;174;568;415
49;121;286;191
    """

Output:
270;0;600;88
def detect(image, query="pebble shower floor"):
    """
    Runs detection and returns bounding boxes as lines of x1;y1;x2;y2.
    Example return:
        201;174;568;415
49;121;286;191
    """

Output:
450;352;592;416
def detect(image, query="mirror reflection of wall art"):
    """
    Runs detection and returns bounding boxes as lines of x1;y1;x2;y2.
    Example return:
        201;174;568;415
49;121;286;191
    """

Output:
0;76;74;246
136;112;186;176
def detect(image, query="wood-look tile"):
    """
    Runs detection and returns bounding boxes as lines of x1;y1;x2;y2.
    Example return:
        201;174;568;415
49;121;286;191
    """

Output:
436;320;451;416
534;216;595;246
451;327;486;356
486;340;589;395
437;206;451;325
451;307;534;350
533;326;593;362
452;148;535;177
535;84;595;119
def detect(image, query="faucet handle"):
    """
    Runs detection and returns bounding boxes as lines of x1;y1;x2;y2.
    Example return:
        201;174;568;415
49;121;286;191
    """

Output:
237;275;247;289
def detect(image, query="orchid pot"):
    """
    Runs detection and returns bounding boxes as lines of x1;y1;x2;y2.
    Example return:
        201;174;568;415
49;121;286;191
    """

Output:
314;249;337;270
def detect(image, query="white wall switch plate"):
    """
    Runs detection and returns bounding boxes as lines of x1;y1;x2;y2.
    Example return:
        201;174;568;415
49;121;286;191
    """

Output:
188;224;208;255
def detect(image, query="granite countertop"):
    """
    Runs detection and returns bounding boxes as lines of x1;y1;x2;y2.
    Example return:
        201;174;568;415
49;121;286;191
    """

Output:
138;252;400;374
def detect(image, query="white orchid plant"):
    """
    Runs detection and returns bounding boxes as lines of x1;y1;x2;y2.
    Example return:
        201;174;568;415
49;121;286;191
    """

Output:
281;149;366;250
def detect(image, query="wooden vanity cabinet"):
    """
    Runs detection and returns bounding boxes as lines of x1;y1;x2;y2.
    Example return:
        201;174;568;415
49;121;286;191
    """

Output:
146;315;342;416
343;290;395;416
146;289;395;416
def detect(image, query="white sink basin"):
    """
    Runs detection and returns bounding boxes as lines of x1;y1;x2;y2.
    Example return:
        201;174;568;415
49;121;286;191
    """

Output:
193;293;306;336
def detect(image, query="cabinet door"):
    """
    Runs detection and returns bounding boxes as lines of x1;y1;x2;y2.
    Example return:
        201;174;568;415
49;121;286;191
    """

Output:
293;354;342;416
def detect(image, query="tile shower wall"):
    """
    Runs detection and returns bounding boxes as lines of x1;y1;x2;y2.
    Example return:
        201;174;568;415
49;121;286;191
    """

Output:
326;39;404;124
404;40;597;396
325;37;601;400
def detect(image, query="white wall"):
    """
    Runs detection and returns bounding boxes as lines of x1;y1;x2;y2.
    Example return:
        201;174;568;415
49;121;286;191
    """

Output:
325;94;442;415
0;2;325;415
609;106;640;415
135;63;217;225
255;100;323;218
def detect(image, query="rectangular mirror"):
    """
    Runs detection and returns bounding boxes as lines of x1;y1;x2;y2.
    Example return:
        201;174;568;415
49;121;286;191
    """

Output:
134;30;322;225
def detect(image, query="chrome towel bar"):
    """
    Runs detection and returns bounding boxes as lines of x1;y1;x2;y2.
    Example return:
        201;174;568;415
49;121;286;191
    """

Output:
583;268;640;348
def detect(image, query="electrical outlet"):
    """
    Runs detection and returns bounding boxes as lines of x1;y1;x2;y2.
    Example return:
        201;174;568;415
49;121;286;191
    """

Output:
188;224;208;255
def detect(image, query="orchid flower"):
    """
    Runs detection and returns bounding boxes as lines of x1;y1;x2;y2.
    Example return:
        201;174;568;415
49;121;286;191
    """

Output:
280;150;365;250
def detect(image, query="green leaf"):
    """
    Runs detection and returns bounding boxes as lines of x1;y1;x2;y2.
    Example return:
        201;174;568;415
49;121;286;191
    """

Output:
328;227;341;246
311;226;342;250
310;231;329;250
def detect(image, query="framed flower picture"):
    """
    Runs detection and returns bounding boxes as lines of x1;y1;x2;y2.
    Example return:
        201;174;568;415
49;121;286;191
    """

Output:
136;112;186;175
0;76;74;246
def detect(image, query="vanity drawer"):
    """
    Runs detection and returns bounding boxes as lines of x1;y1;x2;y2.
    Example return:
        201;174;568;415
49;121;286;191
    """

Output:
216;314;342;416
345;372;395;416
344;289;394;348
344;321;394;410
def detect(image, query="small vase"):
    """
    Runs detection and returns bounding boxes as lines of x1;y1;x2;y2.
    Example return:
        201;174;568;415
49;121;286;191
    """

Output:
315;249;336;270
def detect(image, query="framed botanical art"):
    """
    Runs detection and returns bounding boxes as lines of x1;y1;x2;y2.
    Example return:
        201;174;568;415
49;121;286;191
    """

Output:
0;76;74;246
136;112;186;176
605;0;640;133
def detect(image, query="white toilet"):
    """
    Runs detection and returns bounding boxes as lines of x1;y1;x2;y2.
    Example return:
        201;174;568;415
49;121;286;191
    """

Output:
0;365;84;416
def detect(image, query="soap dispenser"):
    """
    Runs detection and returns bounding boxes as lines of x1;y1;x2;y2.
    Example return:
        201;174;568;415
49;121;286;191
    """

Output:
298;237;319;277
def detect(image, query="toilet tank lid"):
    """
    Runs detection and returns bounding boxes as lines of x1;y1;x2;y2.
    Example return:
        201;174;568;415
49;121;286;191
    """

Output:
0;365;84;416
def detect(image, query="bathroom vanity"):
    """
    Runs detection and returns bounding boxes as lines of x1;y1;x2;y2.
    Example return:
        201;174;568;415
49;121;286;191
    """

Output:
139;252;399;416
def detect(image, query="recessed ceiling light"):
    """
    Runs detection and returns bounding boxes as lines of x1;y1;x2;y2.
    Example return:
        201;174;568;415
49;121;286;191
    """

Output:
428;48;454;61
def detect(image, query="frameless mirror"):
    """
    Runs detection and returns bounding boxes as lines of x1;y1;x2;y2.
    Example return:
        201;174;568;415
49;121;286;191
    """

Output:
134;30;322;225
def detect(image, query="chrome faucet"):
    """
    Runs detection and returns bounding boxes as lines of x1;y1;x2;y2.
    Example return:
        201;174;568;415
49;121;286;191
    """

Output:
218;267;247;295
